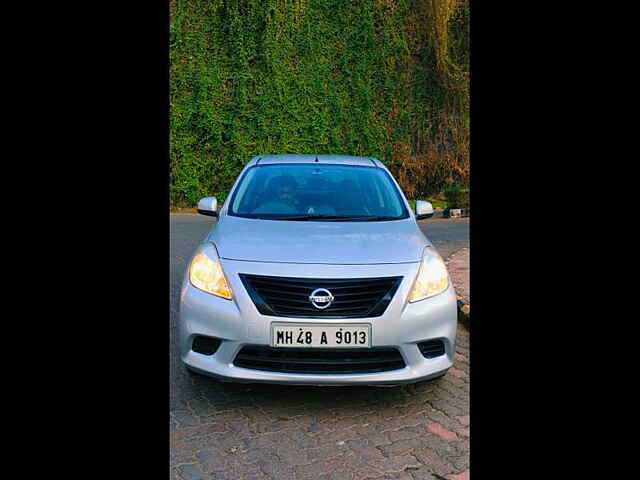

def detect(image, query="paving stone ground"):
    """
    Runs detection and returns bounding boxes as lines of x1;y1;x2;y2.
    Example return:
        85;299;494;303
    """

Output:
170;216;470;480
446;248;470;304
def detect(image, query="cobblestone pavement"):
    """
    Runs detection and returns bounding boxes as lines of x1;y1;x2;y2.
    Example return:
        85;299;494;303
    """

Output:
170;215;470;480
446;248;470;304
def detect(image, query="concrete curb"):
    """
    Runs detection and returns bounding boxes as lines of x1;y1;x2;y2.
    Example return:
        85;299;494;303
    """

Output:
443;207;470;218
427;209;470;220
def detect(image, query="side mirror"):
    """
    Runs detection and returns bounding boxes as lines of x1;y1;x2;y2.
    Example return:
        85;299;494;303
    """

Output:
197;197;218;217
415;200;434;220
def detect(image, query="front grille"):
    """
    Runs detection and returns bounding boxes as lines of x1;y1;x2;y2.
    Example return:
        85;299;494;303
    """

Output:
239;274;402;318
418;339;446;358
233;345;406;374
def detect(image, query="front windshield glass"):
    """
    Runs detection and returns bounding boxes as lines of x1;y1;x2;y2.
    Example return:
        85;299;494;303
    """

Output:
228;164;409;221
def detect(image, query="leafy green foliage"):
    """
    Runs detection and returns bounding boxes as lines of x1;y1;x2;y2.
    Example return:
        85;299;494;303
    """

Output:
444;184;469;208
170;0;469;207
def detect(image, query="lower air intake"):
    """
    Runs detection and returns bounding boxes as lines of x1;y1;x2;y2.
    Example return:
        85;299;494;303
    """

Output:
192;336;221;355
233;346;406;374
418;339;446;359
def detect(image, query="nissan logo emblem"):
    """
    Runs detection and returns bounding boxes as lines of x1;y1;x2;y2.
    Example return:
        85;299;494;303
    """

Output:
309;288;334;309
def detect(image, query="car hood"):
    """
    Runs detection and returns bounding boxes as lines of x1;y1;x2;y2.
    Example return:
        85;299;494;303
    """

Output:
209;215;429;264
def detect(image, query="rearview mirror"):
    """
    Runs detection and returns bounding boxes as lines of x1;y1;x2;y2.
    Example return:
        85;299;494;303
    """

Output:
415;200;434;220
197;197;218;217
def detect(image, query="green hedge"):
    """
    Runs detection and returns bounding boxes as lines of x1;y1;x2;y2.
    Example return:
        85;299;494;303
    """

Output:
170;0;469;207
444;185;469;208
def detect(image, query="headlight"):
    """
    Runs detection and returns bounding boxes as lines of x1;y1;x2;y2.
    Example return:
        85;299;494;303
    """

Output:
408;247;449;302
189;244;233;299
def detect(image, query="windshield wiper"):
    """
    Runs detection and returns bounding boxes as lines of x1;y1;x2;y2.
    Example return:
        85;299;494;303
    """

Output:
343;216;400;221
271;214;401;221
271;214;355;221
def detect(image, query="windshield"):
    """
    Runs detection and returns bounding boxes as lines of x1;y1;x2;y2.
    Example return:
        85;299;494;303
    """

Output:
228;164;409;221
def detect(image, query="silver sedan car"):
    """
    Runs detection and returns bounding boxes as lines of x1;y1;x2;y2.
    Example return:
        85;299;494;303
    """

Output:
179;154;457;385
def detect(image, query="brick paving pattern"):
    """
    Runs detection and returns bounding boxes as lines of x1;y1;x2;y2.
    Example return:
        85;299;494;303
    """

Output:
446;248;470;304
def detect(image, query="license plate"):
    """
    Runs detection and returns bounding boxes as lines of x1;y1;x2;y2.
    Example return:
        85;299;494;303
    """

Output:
271;323;371;348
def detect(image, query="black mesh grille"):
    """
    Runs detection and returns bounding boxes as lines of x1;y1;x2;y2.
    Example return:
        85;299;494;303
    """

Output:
418;339;446;358
233;345;406;374
239;274;402;318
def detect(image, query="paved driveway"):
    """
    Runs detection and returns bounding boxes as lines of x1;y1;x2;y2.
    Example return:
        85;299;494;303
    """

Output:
170;215;470;480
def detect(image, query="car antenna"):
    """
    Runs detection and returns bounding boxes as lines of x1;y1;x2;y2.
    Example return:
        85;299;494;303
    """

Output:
315;156;319;162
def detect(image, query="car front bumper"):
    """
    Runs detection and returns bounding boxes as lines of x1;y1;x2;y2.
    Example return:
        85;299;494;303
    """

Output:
179;258;457;386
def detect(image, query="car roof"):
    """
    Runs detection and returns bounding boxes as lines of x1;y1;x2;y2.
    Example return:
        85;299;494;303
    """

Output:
247;154;383;168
